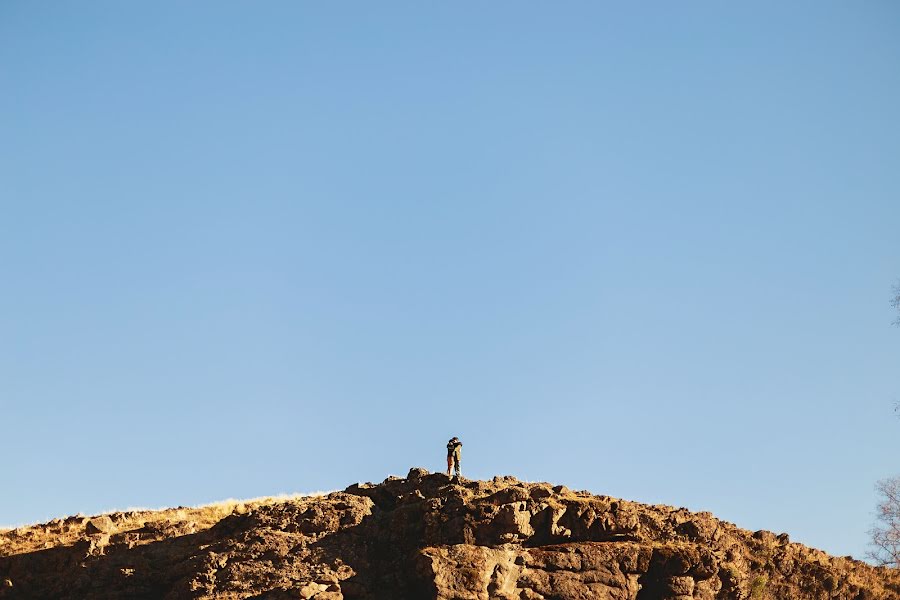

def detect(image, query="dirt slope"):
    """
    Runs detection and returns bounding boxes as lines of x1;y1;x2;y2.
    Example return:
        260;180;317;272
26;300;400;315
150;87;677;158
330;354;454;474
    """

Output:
1;469;898;599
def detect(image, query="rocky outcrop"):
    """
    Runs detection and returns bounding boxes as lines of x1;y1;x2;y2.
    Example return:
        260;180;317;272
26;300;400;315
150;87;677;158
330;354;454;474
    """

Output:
1;469;898;599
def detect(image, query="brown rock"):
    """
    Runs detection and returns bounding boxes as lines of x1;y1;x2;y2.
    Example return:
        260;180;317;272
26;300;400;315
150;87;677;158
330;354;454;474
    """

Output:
85;516;114;534
407;467;429;480
0;471;896;600
667;575;695;596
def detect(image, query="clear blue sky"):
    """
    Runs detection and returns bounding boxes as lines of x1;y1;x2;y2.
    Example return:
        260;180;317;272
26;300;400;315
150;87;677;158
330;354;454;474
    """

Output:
2;2;898;561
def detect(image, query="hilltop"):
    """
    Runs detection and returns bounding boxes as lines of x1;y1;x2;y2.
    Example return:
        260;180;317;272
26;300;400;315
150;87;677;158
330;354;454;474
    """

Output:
1;469;898;599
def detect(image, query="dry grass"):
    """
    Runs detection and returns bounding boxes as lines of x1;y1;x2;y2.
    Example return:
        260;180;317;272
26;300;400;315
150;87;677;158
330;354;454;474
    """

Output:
1;491;335;531
0;490;337;558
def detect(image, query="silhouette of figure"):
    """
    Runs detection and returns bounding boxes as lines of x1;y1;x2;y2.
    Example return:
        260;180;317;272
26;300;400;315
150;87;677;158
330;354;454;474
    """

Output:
446;437;462;477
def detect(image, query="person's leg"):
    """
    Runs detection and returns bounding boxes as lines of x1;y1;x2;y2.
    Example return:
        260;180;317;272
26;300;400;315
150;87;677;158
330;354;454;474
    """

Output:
446;455;453;476
454;455;461;477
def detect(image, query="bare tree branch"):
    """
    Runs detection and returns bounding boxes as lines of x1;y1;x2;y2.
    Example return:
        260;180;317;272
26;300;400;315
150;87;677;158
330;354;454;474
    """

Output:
892;282;900;326
870;284;900;565
868;476;900;567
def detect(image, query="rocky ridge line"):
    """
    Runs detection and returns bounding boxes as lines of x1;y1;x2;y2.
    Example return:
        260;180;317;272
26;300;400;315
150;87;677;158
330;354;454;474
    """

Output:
1;469;898;599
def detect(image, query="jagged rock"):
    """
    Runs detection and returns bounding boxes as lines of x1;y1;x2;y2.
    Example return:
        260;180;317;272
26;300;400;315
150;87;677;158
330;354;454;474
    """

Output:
407;467;429;480
85;516;114;535
84;533;110;557
298;582;326;598
0;472;897;599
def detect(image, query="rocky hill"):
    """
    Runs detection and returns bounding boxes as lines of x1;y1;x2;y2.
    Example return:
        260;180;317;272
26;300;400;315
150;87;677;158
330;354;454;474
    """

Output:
1;469;898;599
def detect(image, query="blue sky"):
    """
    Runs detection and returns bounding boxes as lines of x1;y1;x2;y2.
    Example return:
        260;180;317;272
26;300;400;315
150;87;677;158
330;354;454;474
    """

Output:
2;2;898;561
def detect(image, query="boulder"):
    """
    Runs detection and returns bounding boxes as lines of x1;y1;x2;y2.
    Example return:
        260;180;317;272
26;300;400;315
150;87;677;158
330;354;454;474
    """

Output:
85;516;114;535
407;467;429;480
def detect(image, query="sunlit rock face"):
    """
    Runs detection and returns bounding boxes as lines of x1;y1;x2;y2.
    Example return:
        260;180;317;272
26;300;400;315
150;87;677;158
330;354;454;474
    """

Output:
1;469;898;599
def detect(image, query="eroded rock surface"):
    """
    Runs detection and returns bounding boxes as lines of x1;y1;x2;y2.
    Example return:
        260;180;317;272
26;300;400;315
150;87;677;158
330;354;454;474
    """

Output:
1;470;898;599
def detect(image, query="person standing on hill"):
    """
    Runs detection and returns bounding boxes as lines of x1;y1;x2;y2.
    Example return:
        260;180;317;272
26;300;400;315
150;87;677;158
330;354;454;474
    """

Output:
446;437;462;478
